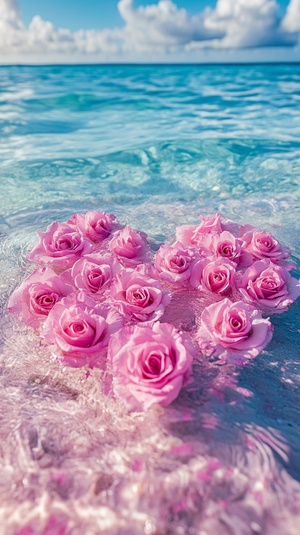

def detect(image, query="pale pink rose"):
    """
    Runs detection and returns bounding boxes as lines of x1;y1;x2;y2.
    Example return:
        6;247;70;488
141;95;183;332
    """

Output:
109;266;171;323
70;253;119;300
211;231;245;263
197;213;223;233
175;224;199;247
176;213;245;248
43;292;123;367
109;226;151;267
240;227;290;263
237;260;300;312
217;215;243;237
197;231;252;267
8;267;73;328
190;213;223;246
27;222;94;270
190;257;236;295
196;298;273;361
154;241;198;283
176;230;252;267
108;322;195;411
176;213;222;246
68;211;121;243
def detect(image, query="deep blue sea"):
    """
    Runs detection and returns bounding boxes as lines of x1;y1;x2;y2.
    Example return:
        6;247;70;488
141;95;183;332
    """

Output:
1;64;300;535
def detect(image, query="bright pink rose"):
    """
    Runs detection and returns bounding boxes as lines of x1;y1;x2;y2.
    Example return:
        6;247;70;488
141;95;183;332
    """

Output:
238;260;300;312
8;267;73;328
190;257;236;295
109;226;151;267
68;211;121;243
240;227;290;263
27;222;94;270
154;241;198;283
108;322;195;411
196;298;273;361
43;292;123;367
109;266;171;323
70;253;119;299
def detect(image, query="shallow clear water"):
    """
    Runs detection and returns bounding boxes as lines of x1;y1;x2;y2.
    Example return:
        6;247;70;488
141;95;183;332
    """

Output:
0;64;300;535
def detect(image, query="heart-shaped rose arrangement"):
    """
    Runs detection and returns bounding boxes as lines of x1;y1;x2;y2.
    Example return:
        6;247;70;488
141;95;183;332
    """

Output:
8;211;300;411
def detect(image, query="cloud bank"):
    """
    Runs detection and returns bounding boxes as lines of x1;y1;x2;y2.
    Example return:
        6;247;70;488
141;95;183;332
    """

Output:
0;0;299;63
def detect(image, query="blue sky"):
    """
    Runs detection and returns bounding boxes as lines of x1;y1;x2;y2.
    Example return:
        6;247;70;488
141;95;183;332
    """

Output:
18;1;216;30
1;0;299;64
18;0;290;31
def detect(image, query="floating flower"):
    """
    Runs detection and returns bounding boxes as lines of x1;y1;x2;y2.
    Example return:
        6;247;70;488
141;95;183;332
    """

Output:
109;266;171;323
205;231;251;267
27;221;94;270
43;292;123;367
240;226;290;264
237;260;300;312
108;322;195;411
109;226;151;267
70;253;119;299
190;257;236;295
8;267;73;328
196;298;273;361
176;213;223;247
68;211;121;243
154;241;198;283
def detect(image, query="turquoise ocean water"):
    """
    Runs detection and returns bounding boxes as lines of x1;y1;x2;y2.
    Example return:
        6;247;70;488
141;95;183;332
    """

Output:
1;64;300;534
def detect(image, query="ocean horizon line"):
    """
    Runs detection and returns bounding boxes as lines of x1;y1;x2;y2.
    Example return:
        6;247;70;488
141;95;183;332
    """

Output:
1;61;300;68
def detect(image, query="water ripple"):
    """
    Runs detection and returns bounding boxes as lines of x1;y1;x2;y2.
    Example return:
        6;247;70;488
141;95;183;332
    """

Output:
0;64;300;162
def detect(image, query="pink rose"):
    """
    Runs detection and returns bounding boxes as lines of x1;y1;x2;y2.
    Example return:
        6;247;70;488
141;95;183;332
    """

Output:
197;213;223;234
210;231;246;264
43;292;123;367
194;231;251;267
190;257;236;295
109;266;171;323
176;213;222;247
238;260;300;312
154;241;197;283
109;226;151;267
190;213;223;246
240;227;290;263
108;322;195;411
70;253;119;299
196;298;273;361
8;267;73;328
68;211;121;243
27;222;94;270
176;213;243;247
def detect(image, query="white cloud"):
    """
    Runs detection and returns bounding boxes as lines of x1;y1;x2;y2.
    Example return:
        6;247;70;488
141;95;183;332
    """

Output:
118;0;223;52
203;0;295;48
0;0;299;63
0;0;20;25
282;0;300;34
0;1;123;58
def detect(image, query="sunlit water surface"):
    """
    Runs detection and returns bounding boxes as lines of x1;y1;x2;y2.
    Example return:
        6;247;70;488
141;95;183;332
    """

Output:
0;64;300;535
